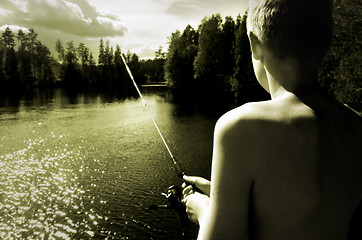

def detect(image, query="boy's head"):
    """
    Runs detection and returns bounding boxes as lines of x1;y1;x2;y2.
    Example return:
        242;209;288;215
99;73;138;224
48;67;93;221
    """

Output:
247;0;333;67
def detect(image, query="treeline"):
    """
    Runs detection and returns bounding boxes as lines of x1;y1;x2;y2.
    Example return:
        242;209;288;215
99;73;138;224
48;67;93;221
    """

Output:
165;0;361;110
54;39;165;96
164;14;268;109
0;27;165;97
0;28;55;91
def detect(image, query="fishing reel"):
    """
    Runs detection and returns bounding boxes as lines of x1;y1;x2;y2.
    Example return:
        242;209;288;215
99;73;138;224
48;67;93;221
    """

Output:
149;185;189;226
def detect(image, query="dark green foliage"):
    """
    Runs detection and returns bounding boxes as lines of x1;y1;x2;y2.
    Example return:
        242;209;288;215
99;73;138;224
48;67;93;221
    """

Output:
165;13;268;108
17;30;32;88
164;25;199;99
194;14;234;105
2;27;15;48
0;28;144;98
141;49;165;84
0;28;56;92
4;48;19;88
2;28;19;89
232;14;269;103
319;0;362;110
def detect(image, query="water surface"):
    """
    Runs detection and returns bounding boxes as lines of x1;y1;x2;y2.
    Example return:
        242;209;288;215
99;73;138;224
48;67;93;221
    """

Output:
0;89;218;239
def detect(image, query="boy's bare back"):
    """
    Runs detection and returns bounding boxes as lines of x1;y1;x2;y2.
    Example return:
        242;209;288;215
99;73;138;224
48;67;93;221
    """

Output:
218;90;362;239
182;1;362;239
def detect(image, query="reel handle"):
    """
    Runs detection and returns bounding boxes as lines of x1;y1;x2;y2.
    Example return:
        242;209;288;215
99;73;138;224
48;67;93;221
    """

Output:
165;185;189;226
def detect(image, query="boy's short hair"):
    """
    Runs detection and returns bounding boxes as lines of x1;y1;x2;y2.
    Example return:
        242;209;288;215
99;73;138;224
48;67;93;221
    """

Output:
247;0;333;65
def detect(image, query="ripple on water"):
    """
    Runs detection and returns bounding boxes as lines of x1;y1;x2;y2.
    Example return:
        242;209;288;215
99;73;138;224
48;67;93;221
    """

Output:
0;134;107;239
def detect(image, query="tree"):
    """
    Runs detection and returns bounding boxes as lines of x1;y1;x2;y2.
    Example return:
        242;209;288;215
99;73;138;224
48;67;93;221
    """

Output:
141;46;167;84
164;25;198;98
194;14;234;106
98;40;114;87
77;42;89;67
98;38;105;67
4;48;19;89
17;29;32;88
55;39;65;62
221;16;235;79
62;41;82;90
194;15;223;82
128;53;143;84
319;0;362;110
26;28;38;78
113;45;125;87
232;13;268;103
0;27;19;89
0;38;5;87
165;30;181;85
114;44;122;66
155;46;166;59
104;41;113;66
34;41;53;86
17;29;27;48
2;27;15;48
65;41;77;65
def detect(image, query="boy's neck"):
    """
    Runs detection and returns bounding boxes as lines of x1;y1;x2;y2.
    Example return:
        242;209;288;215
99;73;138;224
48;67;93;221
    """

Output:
265;55;320;100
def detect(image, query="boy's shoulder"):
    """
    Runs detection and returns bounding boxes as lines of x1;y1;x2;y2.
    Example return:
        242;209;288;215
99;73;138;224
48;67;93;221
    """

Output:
215;101;281;142
216;99;305;129
218;100;275;124
215;98;317;142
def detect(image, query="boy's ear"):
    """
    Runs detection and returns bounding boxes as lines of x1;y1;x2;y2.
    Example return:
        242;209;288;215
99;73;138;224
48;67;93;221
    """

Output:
249;32;263;61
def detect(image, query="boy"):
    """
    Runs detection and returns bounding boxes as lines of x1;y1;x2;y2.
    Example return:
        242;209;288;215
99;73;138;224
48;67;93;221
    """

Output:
182;0;362;239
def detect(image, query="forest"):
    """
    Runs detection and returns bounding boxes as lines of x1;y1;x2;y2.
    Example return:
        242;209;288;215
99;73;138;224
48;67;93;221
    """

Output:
0;28;165;99
0;0;360;111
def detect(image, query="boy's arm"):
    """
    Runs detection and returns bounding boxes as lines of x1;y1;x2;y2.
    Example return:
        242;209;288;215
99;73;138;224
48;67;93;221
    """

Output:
197;111;256;239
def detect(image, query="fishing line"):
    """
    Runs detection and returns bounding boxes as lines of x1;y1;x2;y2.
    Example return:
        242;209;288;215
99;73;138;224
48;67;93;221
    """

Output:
121;54;184;178
121;54;194;227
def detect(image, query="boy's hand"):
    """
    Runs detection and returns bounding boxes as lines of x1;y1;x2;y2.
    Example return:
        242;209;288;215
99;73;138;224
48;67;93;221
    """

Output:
182;175;211;196
181;176;211;225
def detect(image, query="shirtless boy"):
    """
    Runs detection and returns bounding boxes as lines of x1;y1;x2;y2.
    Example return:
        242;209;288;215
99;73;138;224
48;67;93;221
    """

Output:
182;0;362;239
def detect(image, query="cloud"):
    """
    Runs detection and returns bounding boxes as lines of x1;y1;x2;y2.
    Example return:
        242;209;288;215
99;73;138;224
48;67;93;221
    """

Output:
0;0;127;37
166;0;206;18
166;0;248;19
0;24;29;33
0;8;12;16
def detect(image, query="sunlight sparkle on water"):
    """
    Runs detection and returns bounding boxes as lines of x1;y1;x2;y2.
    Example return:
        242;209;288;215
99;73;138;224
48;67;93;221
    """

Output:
0;133;108;239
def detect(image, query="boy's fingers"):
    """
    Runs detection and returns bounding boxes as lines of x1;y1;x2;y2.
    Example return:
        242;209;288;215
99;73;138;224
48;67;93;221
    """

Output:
183;175;194;184
184;175;209;187
182;185;194;198
183;175;203;186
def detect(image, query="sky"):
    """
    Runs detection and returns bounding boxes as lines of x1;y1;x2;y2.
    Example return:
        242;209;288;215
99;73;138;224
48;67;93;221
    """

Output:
0;0;248;59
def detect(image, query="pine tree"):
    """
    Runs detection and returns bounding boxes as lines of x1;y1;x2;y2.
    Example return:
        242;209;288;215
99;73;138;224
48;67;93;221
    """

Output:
98;38;105;67
17;29;32;88
55;39;65;62
2;27;15;48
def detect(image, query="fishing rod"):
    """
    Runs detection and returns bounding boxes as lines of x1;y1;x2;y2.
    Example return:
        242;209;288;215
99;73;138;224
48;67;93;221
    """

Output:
121;53;190;226
120;53;184;179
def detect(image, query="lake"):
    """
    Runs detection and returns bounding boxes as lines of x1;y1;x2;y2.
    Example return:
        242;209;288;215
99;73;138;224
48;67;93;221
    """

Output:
0;88;220;239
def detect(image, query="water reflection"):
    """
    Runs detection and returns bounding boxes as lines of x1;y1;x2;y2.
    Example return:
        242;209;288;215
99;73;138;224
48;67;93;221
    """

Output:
0;88;134;114
0;87;228;118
